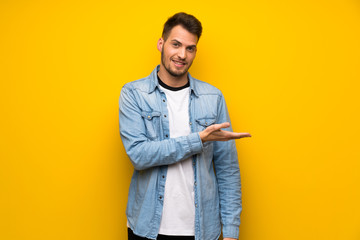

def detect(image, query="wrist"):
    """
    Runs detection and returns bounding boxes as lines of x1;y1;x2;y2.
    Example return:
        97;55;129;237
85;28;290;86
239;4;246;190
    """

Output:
199;131;206;143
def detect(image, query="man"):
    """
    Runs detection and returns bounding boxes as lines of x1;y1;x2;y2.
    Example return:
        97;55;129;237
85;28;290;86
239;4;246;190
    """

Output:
119;12;251;240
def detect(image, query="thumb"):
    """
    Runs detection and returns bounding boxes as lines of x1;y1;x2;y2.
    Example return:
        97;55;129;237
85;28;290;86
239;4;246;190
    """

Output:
207;122;230;133
217;122;230;129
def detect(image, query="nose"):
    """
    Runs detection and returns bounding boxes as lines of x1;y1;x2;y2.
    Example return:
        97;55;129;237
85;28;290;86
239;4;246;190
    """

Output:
177;47;186;60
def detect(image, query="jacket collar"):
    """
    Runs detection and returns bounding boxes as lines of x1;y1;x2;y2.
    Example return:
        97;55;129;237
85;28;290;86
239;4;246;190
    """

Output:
148;65;199;97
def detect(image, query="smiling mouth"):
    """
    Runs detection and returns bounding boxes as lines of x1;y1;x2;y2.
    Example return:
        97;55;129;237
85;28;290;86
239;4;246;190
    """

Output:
172;59;186;67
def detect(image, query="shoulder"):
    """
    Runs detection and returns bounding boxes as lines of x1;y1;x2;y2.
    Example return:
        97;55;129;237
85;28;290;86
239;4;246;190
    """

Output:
191;77;223;97
123;77;151;90
122;76;152;92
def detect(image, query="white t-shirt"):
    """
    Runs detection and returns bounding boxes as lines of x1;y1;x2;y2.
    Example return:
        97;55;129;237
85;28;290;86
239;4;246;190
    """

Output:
158;84;195;236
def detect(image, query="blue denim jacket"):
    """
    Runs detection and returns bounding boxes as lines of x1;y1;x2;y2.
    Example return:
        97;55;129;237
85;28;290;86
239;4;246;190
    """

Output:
119;65;241;240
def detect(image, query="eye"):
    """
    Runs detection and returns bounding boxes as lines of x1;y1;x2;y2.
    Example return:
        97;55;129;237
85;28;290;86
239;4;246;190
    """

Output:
187;47;195;52
172;43;180;47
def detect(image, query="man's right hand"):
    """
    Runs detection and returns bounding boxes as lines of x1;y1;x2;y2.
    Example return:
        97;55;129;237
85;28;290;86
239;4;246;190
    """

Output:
199;122;251;143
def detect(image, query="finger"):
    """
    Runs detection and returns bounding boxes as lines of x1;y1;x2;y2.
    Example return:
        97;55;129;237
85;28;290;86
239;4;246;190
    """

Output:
239;133;252;138
218;122;230;129
223;132;251;140
209;122;230;132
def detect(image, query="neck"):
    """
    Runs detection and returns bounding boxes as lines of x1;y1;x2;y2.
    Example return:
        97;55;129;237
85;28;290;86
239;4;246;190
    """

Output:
157;64;189;88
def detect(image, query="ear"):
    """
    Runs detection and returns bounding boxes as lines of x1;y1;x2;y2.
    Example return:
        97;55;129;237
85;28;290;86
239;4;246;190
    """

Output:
157;38;164;52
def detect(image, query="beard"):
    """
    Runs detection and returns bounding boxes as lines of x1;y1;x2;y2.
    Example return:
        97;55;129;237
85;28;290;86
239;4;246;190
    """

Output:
161;48;192;77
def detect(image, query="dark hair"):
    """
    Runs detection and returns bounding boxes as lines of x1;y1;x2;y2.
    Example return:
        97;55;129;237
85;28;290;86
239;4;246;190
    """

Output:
162;12;202;41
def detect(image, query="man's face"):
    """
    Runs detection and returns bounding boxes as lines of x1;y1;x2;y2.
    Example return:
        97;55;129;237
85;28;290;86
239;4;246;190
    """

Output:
158;25;198;77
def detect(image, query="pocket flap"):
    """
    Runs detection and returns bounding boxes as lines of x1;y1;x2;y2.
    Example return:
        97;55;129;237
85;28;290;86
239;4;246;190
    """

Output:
195;118;216;127
141;111;161;120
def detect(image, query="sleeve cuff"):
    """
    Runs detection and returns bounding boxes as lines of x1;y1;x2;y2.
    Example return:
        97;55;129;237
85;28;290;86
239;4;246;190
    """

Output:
222;224;239;239
187;132;203;154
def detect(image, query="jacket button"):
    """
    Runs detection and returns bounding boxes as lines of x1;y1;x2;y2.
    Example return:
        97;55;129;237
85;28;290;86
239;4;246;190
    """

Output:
159;196;162;200
164;114;167;118
163;99;165;102
189;122;192;125
165;135;168;138
147;116;151;119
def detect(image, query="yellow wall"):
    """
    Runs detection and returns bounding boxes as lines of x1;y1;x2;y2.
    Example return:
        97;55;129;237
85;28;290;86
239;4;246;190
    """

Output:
1;0;359;239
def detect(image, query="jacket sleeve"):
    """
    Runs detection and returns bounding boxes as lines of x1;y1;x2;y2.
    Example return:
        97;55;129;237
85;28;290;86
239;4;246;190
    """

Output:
119;85;203;171
212;93;242;239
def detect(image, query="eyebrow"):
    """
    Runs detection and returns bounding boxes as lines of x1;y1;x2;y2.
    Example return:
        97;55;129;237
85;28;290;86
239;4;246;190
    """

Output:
170;39;197;48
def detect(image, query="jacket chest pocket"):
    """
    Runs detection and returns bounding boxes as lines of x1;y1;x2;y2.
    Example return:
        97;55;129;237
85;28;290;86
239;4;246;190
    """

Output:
141;111;161;140
195;118;216;131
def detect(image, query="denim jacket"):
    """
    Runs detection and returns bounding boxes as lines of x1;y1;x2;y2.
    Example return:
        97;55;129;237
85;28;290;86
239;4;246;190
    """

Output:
119;65;241;240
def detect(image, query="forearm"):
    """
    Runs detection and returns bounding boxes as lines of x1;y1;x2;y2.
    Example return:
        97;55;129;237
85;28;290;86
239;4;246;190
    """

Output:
121;131;203;170
214;141;242;239
214;147;241;239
